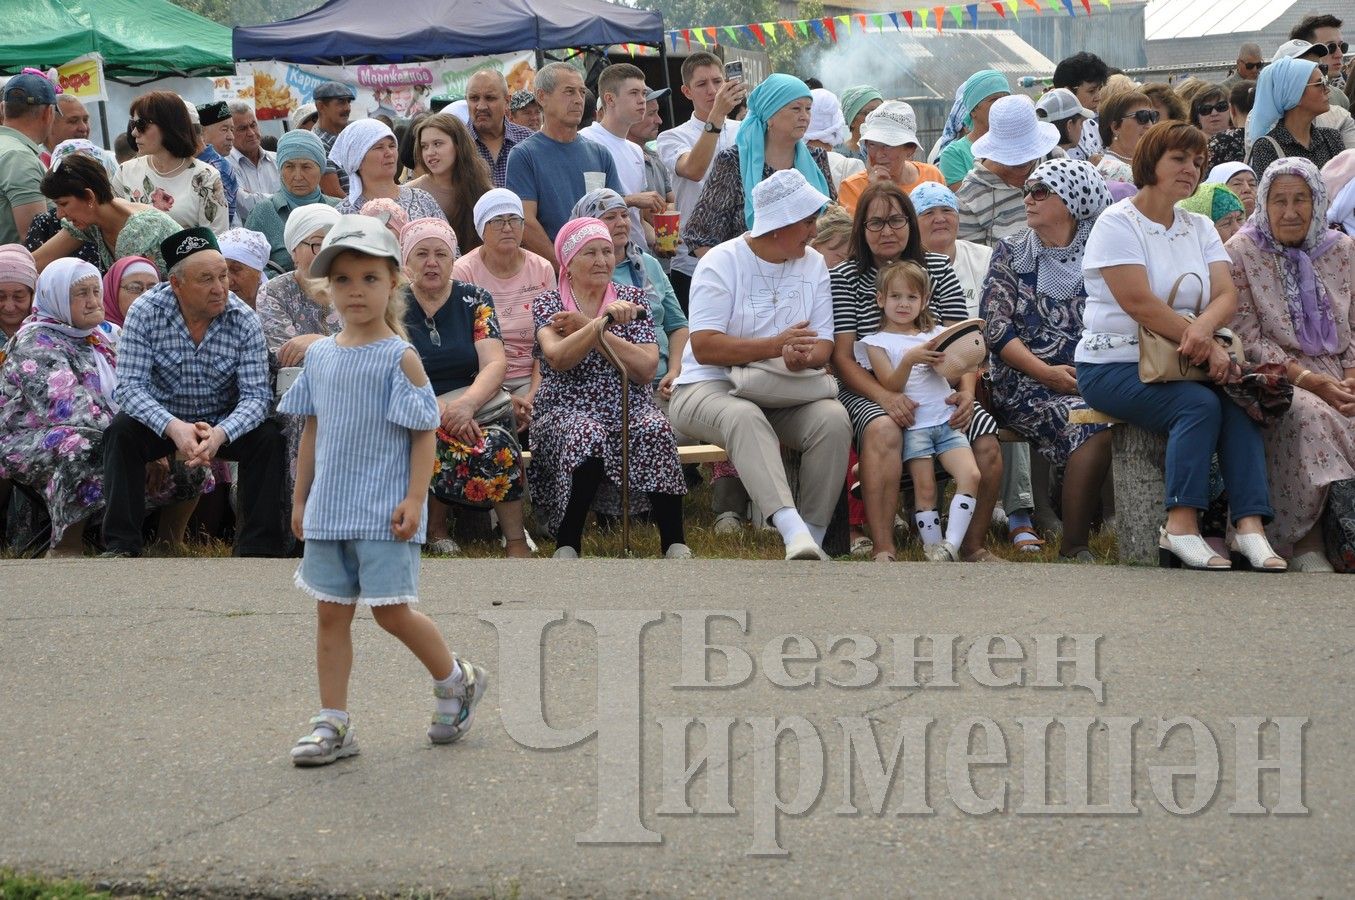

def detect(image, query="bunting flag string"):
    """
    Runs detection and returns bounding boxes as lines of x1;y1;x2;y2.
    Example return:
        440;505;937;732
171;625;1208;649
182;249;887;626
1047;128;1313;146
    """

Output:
659;0;1101;50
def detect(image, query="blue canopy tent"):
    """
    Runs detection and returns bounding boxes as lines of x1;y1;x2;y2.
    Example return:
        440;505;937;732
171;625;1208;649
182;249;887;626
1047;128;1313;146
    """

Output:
232;0;666;65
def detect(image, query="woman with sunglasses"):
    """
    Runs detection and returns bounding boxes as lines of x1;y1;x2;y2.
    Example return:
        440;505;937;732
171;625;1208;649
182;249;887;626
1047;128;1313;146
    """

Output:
1184;84;1232;139
1096;91;1159;184
1207;83;1256;167
1247;56;1343;179
1076;122;1285;572
115;91;227;233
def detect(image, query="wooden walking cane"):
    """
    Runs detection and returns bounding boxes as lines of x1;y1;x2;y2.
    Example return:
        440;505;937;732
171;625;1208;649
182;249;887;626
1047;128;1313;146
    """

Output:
594;307;649;557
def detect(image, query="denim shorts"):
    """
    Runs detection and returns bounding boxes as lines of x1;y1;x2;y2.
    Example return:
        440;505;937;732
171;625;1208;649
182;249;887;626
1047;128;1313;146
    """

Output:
296;539;422;606
903;424;970;462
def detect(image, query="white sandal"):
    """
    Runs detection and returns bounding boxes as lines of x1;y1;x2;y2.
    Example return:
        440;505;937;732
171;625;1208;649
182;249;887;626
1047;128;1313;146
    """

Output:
1289;550;1335;573
1229;532;1287;572
1158;527;1231;570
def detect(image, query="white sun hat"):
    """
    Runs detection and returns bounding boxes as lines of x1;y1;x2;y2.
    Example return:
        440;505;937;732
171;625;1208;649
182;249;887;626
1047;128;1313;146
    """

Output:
971;94;1060;166
749;169;831;238
859;100;920;148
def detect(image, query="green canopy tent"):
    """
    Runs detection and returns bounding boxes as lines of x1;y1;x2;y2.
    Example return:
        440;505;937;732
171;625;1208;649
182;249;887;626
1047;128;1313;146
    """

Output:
0;0;233;79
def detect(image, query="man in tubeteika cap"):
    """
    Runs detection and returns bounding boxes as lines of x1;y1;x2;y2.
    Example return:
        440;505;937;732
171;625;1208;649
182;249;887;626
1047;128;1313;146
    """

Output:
195;101;241;225
101;226;286;558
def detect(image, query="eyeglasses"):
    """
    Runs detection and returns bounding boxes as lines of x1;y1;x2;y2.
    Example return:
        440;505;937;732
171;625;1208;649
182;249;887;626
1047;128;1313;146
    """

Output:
424;317;441;347
1195;101;1230;116
1121;109;1160;126
1022;182;1053;201
1320;40;1350;56
863;214;909;232
299;239;324;255
128;117;151;133
1239;61;1266;72
119;280;156;296
487;214;525;230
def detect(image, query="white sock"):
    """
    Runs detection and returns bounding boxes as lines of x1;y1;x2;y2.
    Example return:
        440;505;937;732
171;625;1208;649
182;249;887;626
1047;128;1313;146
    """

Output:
946;493;976;548
914;509;942;546
806;523;826;545
435;663;464;719
314;707;348;738
772;507;810;544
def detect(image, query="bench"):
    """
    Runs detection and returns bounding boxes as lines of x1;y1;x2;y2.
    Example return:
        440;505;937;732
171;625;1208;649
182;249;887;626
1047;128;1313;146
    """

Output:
518;444;728;466
1069;408;1166;565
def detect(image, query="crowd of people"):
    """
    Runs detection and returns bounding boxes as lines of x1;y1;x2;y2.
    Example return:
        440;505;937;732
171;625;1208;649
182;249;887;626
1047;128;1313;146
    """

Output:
1;10;1353;576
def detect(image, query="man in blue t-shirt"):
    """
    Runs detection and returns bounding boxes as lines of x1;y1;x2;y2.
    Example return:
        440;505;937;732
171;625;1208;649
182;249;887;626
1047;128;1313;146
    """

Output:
506;63;621;266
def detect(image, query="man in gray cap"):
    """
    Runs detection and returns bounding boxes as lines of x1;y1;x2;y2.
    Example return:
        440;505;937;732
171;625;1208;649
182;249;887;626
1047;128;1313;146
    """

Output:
0;72;56;244
312;81;355;198
508;89;542;132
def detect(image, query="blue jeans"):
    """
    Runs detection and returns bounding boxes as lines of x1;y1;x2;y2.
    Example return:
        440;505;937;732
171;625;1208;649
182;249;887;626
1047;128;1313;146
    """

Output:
1076;362;1273;523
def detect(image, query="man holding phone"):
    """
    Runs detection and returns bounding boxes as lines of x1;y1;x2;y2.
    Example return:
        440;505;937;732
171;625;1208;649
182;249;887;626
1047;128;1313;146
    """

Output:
656;52;748;311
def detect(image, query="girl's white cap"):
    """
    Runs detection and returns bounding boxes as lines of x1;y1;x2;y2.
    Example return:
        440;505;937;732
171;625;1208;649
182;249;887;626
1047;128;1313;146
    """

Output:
310;214;401;277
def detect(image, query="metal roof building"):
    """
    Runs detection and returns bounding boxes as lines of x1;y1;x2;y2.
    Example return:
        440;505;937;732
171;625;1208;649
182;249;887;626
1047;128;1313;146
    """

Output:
1144;0;1352;70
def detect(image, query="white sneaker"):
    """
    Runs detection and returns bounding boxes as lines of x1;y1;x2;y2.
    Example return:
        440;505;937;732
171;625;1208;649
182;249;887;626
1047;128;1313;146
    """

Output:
424;538;460;556
552;546;579;559
664;543;694;559
784;533;829;561
713;511;745;534
924;541;957;562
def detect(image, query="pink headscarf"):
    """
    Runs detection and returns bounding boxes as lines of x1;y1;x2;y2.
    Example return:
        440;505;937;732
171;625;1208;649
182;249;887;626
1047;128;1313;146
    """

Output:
0;244;36;289
360;197;410;241
399;217;458;265
553;217;615;312
101;256;158;327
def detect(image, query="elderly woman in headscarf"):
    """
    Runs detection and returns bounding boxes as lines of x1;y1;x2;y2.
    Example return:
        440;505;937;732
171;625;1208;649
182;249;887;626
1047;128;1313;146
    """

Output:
0;259;209;556
571;188;689;403
244;130;342;273
399;217;531;558
217;227;272;307
682;74;836;257
980;159;1115;561
330;119;445;221
532;216;688;559
1246;56;1343;178
452;189;557;430
936;70;1012;188
24;139;120;269
1321;149;1355;235
101;256;159;328
255;205;344;370
1227;157;1355;571
0;244;36;342
1178;183;1246;243
1205;161;1257;218
805;88;865;190
840;86;884;160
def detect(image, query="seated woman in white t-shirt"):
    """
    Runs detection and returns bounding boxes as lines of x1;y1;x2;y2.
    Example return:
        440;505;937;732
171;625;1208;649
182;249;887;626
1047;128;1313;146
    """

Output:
1073;122;1284;572
856;260;981;563
669;170;853;560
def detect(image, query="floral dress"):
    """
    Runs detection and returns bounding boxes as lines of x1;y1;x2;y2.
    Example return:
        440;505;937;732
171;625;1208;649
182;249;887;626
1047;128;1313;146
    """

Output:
113;157;228;233
63;208;181;276
405;284;524;508
24;212;101;270
0;327;211;545
981;240;1110;466
1208;128;1246;167
682;146;836;252
338;185;447;222
528;285;685;534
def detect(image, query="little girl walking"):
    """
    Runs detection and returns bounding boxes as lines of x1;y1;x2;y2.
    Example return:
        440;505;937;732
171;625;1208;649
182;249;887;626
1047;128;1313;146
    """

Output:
279;215;487;766
856;261;981;562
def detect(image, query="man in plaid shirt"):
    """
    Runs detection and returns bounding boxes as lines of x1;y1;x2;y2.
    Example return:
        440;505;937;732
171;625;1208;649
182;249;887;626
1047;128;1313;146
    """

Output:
102;227;287;557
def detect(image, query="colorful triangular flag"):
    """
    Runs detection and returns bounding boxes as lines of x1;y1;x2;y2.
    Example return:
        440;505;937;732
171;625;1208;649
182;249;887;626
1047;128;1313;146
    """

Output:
823;16;837;40
749;22;767;46
991;1;1005;16
796;19;809;36
681;28;691;50
726;25;742;44
809;18;827;40
1061;0;1075;16
966;3;979;24
889;11;902;29
948;5;964;26
761;22;778;43
904;10;915;27
934;6;945;30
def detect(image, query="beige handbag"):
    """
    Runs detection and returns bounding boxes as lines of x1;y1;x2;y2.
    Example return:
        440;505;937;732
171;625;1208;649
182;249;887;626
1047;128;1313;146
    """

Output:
728;358;837;408
438;386;513;425
1137;273;1244;383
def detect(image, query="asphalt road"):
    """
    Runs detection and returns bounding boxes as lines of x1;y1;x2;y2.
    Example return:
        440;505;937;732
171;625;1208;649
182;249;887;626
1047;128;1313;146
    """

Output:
2;558;1352;898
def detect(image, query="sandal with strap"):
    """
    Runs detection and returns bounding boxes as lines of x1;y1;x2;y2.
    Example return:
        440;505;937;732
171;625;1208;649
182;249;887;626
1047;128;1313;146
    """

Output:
1229;532;1287;572
961;547;1005;563
290;713;359;767
429;659;489;745
1009;526;1045;553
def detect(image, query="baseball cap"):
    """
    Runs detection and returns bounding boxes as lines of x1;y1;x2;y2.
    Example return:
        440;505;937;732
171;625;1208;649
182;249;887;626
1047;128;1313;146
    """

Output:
859;100;920;148
310;214;402;277
1035;88;1095;123
5;73;57;107
1273;39;1323;61
289;103;318;130
508;89;539;111
645;87;671;102
313;81;356;101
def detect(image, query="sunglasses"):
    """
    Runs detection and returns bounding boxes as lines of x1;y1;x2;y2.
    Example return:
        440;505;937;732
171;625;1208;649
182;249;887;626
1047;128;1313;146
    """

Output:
1195;101;1230;116
128;117;152;133
1121;109;1160;126
424;317;441;348
1320;40;1350;56
1022;182;1053;201
1308;75;1332;91
1239;61;1267;72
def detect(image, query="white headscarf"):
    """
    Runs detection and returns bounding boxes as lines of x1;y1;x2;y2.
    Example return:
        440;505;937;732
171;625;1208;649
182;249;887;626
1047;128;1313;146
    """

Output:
806;88;849;146
327;119;396;207
473;188;525;238
20;258;118;405
283;204;342;254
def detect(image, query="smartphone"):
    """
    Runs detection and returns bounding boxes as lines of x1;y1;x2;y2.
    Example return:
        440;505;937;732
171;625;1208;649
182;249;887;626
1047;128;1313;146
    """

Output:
724;60;744;83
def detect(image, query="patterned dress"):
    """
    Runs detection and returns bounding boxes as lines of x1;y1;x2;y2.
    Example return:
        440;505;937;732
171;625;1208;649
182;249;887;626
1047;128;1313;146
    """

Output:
24;212;101;270
1208;128;1246;167
1228;232;1355;547
682;146;837;252
528;285;685;534
0;327;211;544
113;158;228;233
63;209;181;276
338;185;447;222
981;239;1110;465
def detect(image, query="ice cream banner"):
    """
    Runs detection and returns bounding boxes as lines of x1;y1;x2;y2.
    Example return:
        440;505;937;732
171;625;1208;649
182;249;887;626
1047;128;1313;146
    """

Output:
56;53;107;103
236;52;538;121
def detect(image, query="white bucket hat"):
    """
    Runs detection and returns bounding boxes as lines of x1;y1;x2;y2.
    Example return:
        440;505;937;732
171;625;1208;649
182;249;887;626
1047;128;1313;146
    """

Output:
859;100;920;148
971;95;1059;166
749;169;831;237
310;214;402;277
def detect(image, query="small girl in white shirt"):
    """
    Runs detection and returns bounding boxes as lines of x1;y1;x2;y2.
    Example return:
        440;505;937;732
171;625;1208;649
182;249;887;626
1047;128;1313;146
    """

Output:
855;260;981;562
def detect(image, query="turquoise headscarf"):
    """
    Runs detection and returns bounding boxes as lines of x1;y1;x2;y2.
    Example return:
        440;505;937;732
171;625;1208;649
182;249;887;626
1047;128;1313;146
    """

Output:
961;69;1011;127
275;130;328;209
1247;57;1317;145
736;74;831;229
840;85;884;129
1177;183;1244;223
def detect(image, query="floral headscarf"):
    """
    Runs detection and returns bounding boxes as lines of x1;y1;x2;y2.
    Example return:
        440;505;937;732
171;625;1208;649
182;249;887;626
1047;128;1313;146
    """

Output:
553;217;616;314
1237;157;1341;356
50;139;120;182
20;258;118;405
570;188;646;293
1009;158;1111;300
